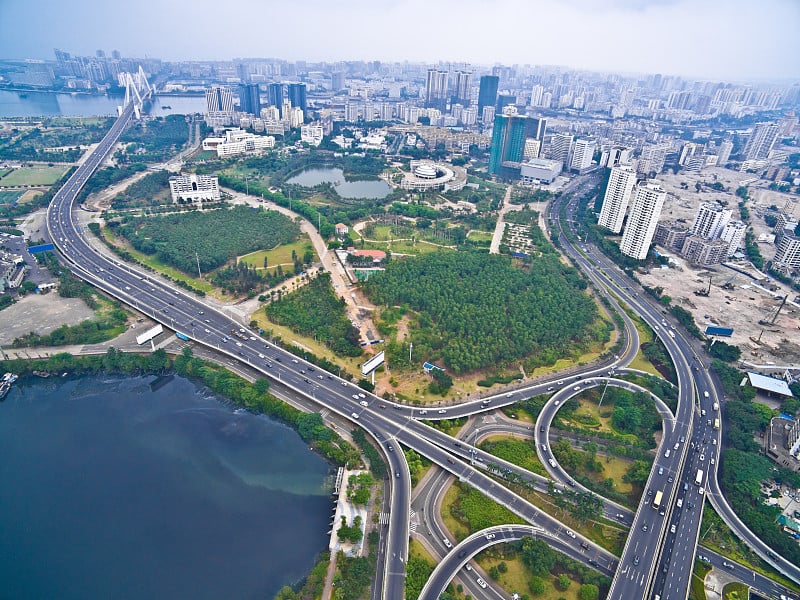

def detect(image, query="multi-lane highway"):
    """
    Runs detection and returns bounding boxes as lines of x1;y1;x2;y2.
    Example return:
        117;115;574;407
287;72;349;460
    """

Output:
45;93;800;599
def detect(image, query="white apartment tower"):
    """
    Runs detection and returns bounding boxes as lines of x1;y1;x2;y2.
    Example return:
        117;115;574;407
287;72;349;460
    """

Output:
743;122;779;161
620;180;667;260
598;165;637;233
530;84;544;108
691;202;732;239
549;133;573;165
205;86;234;113
720;220;746;256
570;138;596;173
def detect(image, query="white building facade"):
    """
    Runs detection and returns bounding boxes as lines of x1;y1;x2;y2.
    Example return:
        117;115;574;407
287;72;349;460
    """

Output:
598;165;637;233
620;180;666;260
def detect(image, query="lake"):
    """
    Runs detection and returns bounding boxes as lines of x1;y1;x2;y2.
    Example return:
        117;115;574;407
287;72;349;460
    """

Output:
287;167;393;199
0;374;332;599
0;90;206;118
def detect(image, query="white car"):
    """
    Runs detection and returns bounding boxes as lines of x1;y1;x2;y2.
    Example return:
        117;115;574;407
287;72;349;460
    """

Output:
258;353;265;359
351;412;359;419
359;400;368;407
476;578;487;589
442;538;452;548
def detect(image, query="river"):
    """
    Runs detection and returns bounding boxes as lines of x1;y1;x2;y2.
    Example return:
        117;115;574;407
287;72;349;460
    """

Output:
0;374;332;599
0;90;206;118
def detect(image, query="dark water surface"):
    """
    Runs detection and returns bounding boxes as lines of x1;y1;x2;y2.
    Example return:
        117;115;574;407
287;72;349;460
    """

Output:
0;374;332;599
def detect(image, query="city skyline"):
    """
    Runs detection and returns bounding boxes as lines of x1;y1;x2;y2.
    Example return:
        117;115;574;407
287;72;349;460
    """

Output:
0;0;798;82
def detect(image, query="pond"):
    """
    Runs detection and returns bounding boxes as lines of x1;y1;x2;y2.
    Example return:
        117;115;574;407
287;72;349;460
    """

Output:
287;167;392;199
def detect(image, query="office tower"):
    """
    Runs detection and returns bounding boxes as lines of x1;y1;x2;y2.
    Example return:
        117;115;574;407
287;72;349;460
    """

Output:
717;140;733;165
691;202;732;239
205;85;234;113
525;116;546;142
452;70;472;106
598;165;637;233
238;83;261;115
530;84;544;108
497;94;516;113
331;71;345;92
288;83;307;117
620;180;666;260
425;68;449;111
570;138;596;173
549;133;573;165
720;220;746;256
268;83;284;112
489;113;528;177
743;122;779;160
477;75;499;119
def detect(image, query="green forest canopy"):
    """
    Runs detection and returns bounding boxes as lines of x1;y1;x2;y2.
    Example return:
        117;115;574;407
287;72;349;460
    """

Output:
113;205;300;274
363;251;599;374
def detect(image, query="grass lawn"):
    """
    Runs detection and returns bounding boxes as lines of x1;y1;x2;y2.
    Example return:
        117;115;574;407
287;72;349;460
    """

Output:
1;165;67;186
477;555;583;600
409;538;436;564
0;190;24;204
479;435;548;477
360;237;451;256
440;484;471;542
723;581;750;600
467;230;494;243
689;560;711;600
238;236;317;270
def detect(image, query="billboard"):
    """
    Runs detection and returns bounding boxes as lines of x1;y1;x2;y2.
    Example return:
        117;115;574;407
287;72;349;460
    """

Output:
361;351;385;376
136;324;163;345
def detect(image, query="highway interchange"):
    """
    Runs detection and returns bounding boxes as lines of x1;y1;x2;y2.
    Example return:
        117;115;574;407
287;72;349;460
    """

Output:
44;92;800;600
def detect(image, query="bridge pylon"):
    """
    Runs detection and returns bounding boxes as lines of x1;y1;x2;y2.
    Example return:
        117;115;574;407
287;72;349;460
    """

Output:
118;65;153;118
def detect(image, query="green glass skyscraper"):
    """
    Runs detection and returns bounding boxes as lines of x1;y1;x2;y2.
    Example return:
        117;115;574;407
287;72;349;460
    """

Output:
489;113;527;177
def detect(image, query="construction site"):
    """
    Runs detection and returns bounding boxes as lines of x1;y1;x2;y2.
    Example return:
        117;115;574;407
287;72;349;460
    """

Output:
638;256;800;366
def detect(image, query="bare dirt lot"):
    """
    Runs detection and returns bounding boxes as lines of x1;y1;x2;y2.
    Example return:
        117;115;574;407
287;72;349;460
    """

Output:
0;293;95;346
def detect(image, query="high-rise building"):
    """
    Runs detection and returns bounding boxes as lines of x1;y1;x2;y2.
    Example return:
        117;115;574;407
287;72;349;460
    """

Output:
691;202;732;239
481;105;495;125
654;220;689;251
288;83;307;117
620;180;666;260
452;70;472;106
604;146;633;168
238;83;261;115
523;138;541;160
331;72;345;92
598;165;637;233
267;83;284;113
717;140;733;165
774;233;800;269
549;133;573;165
570;138;596;173
530;84;544;108
680;236;730;266
637;143;670;176
489;112;528;177
720;220;746;256
525;116;546;142
345;102;360;123
477;75;499;119
497;94;516;113
205;85;234;113
743;122;779;161
461;106;478;126
426;68;449;111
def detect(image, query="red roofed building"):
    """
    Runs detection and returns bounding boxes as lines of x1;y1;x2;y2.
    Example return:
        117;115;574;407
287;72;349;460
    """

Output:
335;223;349;236
347;249;387;266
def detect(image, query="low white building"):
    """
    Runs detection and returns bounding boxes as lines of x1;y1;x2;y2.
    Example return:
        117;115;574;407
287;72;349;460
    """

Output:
203;128;275;158
301;124;324;147
519;158;562;185
168;174;221;204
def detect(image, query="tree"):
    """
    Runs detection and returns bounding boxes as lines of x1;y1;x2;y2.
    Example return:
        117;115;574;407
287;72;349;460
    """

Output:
529;576;546;596
521;538;556;576
579;584;600;600
556;574;571;591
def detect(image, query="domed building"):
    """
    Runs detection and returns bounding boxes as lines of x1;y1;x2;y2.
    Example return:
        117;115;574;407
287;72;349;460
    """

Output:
399;160;467;192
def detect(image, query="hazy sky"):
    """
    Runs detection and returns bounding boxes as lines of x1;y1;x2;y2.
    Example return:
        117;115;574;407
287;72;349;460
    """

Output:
1;0;798;81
